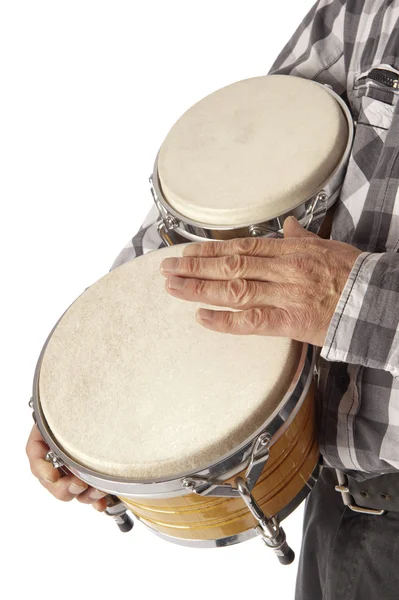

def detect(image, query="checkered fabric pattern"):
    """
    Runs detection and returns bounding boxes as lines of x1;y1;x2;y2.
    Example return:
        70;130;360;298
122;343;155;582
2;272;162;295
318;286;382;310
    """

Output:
111;0;399;478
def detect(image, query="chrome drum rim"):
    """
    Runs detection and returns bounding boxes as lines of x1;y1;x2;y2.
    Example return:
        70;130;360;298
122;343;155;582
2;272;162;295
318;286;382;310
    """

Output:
32;332;315;498
150;83;354;243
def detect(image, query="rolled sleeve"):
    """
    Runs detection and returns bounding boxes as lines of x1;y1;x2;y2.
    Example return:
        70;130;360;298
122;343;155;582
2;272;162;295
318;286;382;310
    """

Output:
321;252;399;377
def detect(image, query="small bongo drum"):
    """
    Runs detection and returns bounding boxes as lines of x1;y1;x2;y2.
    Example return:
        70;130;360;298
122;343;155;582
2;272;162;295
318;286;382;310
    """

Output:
31;245;319;565
150;74;354;244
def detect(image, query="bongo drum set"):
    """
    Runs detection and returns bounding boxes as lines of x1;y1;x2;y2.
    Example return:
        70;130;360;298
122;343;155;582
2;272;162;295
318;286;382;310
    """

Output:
30;75;354;565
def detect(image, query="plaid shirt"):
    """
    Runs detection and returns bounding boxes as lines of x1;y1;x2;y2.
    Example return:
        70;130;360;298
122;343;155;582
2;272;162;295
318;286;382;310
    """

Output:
112;0;399;479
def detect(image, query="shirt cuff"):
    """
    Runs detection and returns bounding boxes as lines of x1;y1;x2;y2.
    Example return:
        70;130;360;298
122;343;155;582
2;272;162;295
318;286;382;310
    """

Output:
321;252;399;377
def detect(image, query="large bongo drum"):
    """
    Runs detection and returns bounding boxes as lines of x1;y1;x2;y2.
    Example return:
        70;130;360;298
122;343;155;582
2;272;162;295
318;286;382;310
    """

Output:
31;245;319;565
150;74;354;243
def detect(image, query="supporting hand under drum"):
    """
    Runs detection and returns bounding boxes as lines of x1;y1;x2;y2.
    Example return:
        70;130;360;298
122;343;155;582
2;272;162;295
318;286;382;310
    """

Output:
160;216;362;347
26;424;108;511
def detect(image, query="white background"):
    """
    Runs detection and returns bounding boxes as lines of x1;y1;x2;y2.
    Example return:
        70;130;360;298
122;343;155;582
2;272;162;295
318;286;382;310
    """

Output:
1;1;316;599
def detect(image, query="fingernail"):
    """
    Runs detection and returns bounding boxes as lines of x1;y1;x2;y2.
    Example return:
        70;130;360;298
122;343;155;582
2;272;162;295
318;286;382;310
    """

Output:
197;309;214;323
93;504;104;511
39;474;56;484
289;215;298;223
160;258;180;274
89;490;108;500
168;276;185;291
184;244;201;256
68;483;87;495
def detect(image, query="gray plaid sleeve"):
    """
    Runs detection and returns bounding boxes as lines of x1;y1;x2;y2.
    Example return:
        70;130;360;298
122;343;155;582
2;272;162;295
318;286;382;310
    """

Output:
321;252;399;378
110;205;164;271
268;0;346;94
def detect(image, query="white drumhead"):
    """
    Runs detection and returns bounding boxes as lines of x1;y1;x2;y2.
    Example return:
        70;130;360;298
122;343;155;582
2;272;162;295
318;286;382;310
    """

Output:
158;75;348;226
39;245;301;479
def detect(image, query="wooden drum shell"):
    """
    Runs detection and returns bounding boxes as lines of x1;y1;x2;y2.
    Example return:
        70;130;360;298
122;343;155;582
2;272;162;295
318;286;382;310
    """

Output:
120;380;318;542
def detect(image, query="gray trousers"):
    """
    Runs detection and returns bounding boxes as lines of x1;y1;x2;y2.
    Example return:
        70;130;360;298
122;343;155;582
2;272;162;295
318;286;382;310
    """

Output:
295;467;399;600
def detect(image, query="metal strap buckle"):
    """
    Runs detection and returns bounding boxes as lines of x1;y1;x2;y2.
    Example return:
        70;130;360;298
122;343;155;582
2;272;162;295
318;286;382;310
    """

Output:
335;469;386;516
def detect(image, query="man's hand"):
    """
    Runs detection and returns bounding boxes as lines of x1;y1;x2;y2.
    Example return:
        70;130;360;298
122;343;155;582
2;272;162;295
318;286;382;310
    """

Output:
26;424;108;511
159;217;362;347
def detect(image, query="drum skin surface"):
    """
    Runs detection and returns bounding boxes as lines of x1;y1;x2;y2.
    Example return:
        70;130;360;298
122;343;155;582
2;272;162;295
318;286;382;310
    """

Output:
38;245;302;480
157;75;349;226
121;381;318;541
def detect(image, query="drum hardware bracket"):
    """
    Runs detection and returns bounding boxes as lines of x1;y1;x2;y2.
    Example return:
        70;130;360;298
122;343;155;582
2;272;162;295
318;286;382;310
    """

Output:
236;477;295;565
182;432;294;564
335;470;386;516
29;397;38;425
105;496;135;533
149;175;179;232
158;214;179;232
45;450;65;470
305;189;329;233
248;225;281;238
181;432;271;497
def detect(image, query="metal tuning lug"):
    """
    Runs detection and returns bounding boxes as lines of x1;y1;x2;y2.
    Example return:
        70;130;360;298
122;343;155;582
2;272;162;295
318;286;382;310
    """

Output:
29;397;37;424
105;496;134;533
150;173;180;246
181;476;241;498
181;430;272;498
248;225;281;238
45;450;65;470
235;477;295;566
44;450;71;477
181;431;295;564
305;189;329;234
244;432;271;491
248;225;264;237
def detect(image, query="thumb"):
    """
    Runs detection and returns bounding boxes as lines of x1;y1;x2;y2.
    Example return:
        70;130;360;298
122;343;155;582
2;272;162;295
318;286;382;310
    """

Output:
283;215;320;239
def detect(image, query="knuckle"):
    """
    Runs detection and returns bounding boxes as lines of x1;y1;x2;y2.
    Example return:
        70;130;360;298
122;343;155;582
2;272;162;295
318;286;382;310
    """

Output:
36;478;50;491
52;485;73;502
227;279;253;305
30;462;40;478
223;254;247;278
290;254;309;272
288;308;309;332
244;308;267;329
276;309;292;331
191;278;207;298
30;459;44;479
295;237;313;250
220;311;235;329
198;242;218;257
233;238;256;254
182;257;201;277
284;283;304;303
